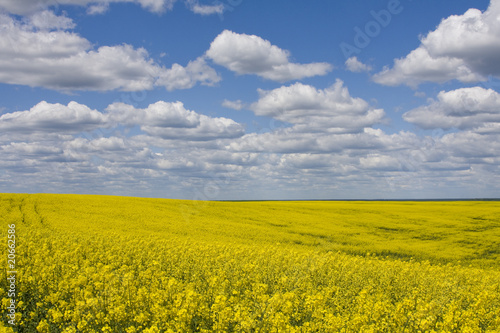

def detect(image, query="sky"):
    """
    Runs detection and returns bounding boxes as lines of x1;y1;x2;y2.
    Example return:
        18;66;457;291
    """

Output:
0;0;499;200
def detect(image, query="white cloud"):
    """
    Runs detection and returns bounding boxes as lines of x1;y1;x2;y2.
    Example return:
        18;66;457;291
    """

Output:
0;100;245;143
0;0;56;15
134;0;176;13
107;101;201;128
186;0;224;15
403;86;500;130
0;98;252;194
440;130;500;159
372;47;483;87
156;57;221;91
227;129;386;154
0;101;107;134
345;56;372;73
87;3;109;14
225;81;388;155
0;0;174;15
26;10;76;30
206;30;332;82
0;0;227;15
0;14;90;58
142;115;244;141
107;101;245;140
250;80;385;133
421;2;500;77
0;13;219;91
373;0;500;86
1;142;63;158
279;153;339;170
359;154;402;171
222;99;244;110
475;122;500;134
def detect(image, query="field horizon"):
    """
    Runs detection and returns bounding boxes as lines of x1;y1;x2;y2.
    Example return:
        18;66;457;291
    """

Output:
5;192;500;202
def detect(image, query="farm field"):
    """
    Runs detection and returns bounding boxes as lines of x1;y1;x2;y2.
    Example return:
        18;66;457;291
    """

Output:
1;193;500;332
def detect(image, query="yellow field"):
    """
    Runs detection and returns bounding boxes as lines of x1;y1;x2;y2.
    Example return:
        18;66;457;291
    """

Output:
1;194;500;332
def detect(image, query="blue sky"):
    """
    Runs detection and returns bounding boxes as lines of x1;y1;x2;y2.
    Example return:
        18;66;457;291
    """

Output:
0;0;499;200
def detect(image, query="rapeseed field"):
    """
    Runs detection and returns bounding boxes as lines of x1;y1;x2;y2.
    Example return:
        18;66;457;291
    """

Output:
1;193;500;332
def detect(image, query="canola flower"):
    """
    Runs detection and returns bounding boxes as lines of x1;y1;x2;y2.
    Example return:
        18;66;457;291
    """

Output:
1;194;499;332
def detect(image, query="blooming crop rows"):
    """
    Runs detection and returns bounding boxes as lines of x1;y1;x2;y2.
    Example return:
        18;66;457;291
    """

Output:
1;194;500;332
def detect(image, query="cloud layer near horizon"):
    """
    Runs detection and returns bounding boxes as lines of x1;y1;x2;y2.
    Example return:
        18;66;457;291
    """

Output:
1;81;499;198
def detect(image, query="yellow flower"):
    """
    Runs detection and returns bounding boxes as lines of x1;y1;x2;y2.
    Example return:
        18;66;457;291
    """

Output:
36;320;50;333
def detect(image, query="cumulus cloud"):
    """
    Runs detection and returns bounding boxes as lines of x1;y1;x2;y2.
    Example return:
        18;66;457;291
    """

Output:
107;101;245;140
223;81;388;155
226;128;386;154
345;56;372;73
156;57;221;91
0;13;90;57
440;130;500;159
106;101;200;128
372;48;483;87
250;80;385;133
0;13;219;91
0;100;244;142
142;116;244;141
421;1;500;76
373;0;500;86
0;98;252;193
0;101;107;134
359;154;402;171
206;30;332;82
403;87;500;130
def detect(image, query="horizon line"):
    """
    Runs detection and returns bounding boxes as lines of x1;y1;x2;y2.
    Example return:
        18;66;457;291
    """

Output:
1;193;499;202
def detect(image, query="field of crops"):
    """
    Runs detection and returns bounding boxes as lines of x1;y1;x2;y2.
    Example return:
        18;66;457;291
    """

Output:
1;194;500;332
